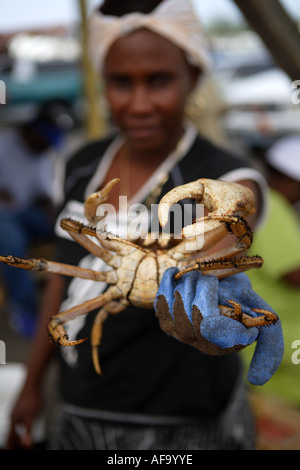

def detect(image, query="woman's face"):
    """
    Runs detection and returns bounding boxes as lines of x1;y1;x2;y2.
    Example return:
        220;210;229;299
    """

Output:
103;29;199;156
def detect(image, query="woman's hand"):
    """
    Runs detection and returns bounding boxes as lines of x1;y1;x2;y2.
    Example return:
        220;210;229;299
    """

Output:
154;268;284;386
6;381;42;449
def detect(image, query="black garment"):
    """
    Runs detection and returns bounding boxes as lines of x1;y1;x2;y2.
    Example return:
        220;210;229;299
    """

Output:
55;132;253;421
49;375;255;450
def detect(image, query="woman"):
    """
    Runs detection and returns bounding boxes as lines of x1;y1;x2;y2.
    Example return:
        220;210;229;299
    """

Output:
7;0;267;450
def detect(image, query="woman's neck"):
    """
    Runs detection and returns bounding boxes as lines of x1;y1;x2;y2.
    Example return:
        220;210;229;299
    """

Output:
122;125;185;165
100;127;185;209
101;144;167;208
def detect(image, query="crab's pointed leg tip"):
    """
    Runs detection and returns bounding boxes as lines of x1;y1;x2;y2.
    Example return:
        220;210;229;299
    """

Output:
58;337;88;347
252;308;278;324
105;177;120;193
92;346;102;375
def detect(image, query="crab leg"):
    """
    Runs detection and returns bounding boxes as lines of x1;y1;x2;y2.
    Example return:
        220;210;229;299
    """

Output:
84;177;120;225
61;217;147;260
220;301;278;328
174;255;274;328
48;286;122;346
91;308;110;374
0;254;117;283
60;218;115;265
174;255;263;280
83;177;149;256
91;299;128;374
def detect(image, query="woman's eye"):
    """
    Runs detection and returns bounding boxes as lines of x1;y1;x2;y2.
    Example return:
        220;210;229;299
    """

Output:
150;74;173;88
108;76;131;90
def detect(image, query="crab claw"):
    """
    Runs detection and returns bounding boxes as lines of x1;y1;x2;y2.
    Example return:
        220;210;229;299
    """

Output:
158;178;255;239
48;318;87;347
158;179;204;228
84;178;120;226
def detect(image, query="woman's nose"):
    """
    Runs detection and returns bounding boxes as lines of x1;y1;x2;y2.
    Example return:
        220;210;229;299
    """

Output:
128;85;153;114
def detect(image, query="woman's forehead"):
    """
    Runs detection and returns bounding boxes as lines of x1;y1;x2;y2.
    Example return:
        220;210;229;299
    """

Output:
104;28;188;72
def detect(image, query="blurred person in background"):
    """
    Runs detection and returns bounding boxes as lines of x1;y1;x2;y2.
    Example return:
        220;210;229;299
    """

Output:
0;109;65;337
246;134;300;406
5;0;275;451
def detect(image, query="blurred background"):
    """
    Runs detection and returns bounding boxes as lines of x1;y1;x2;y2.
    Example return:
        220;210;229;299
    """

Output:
1;0;299;147
0;0;300;450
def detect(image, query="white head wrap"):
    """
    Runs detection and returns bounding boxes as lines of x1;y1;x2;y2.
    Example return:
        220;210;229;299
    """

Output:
89;0;212;74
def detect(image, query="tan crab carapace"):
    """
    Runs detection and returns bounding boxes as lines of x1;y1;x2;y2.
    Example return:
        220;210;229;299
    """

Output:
0;178;277;374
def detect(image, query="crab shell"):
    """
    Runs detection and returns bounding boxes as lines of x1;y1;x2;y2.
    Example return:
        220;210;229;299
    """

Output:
0;177;277;374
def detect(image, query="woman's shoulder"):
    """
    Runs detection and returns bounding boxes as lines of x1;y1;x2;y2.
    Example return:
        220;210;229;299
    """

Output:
183;133;250;179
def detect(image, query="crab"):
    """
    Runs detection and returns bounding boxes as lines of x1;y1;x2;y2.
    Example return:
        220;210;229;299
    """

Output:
0;177;277;374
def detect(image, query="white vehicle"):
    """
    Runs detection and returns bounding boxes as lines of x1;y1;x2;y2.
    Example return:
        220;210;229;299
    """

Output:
213;52;300;145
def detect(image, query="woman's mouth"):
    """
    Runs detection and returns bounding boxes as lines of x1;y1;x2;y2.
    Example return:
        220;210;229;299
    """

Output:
126;126;161;139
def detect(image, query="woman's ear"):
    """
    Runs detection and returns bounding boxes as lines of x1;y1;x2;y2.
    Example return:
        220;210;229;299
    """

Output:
189;66;202;91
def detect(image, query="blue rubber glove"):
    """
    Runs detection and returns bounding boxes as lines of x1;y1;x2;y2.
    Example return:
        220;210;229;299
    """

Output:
154;268;284;386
